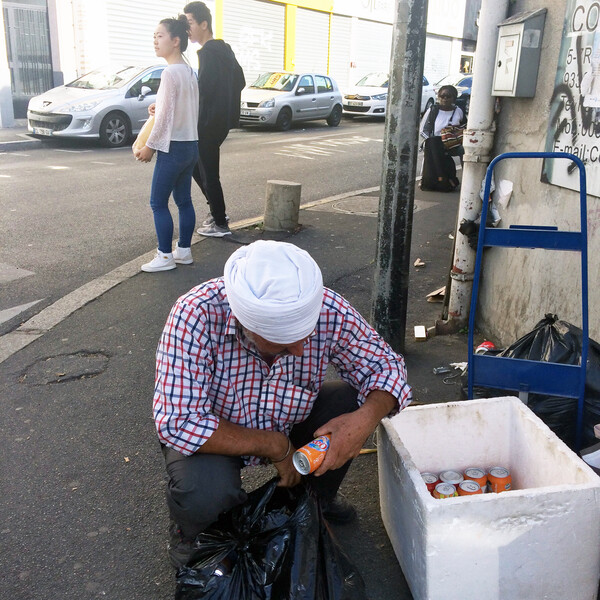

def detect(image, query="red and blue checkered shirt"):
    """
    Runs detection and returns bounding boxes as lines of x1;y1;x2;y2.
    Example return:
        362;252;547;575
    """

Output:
153;278;412;463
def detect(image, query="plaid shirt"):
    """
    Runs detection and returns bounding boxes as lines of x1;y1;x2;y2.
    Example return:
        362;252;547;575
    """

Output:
153;278;412;463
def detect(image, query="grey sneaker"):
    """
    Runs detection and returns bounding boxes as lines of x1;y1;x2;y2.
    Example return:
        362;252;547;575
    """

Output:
202;213;230;227
197;223;232;237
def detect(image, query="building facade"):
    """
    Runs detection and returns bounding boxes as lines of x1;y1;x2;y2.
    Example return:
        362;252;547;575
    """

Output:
1;0;480;124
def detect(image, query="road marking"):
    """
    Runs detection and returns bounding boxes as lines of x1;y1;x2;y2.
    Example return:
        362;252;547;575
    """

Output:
48;166;70;170
54;149;93;153
0;263;35;283
273;135;378;160
91;161;115;165
0;174;11;178
0;300;44;326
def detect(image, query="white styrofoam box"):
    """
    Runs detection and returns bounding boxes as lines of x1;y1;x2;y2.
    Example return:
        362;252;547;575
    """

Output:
378;396;600;600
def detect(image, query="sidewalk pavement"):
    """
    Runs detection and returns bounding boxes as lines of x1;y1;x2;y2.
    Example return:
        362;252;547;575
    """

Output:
0;119;43;151
0;174;467;598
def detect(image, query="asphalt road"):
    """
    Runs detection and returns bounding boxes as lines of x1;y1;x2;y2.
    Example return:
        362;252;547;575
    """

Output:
0;118;386;336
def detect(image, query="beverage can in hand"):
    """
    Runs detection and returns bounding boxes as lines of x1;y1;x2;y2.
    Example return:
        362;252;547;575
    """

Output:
293;435;331;475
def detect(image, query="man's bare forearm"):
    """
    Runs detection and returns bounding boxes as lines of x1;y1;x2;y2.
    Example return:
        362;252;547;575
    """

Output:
197;418;289;462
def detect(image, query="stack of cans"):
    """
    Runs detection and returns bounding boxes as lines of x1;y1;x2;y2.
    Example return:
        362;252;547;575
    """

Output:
421;466;512;499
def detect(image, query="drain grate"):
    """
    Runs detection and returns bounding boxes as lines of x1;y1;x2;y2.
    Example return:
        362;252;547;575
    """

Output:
20;351;110;385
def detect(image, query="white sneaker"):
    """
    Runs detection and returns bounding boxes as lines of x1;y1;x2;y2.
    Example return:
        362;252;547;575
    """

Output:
141;250;176;272
173;243;193;265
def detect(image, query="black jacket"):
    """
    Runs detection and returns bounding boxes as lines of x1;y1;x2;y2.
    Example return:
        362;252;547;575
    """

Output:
197;39;246;141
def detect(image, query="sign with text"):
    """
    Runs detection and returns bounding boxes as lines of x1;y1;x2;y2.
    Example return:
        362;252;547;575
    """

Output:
543;0;600;197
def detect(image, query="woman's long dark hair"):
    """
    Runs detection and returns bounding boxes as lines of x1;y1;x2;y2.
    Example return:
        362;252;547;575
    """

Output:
160;14;190;52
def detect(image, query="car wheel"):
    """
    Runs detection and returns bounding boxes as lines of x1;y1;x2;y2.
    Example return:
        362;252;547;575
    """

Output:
424;97;434;113
275;107;292;131
99;111;131;147
326;105;342;127
464;95;470;115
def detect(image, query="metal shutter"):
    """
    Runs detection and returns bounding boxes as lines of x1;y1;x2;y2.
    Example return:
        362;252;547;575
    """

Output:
424;35;454;84
105;0;188;65
222;0;285;86
294;8;329;74
354;19;393;80
328;14;352;91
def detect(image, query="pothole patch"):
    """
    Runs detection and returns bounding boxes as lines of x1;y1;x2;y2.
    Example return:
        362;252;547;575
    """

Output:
19;351;110;385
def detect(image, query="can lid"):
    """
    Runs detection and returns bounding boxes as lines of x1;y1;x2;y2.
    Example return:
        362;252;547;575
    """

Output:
488;466;510;478
435;483;456;495
440;470;463;483
292;451;311;475
459;480;481;492
464;467;486;478
421;472;438;484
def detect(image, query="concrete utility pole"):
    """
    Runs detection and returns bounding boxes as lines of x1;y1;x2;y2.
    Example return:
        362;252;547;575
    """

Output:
372;0;428;353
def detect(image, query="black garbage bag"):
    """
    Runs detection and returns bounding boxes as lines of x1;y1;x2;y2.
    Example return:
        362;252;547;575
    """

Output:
463;314;600;450
175;477;366;600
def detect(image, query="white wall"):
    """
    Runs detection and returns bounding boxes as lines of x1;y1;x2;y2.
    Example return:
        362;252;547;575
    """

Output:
475;0;600;344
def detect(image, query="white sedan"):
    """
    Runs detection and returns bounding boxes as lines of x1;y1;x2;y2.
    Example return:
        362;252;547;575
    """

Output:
342;72;436;118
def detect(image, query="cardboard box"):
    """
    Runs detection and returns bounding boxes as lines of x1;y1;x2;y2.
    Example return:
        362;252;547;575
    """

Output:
378;396;600;600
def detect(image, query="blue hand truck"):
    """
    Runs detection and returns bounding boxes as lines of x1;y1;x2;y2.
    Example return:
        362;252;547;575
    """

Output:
467;152;589;451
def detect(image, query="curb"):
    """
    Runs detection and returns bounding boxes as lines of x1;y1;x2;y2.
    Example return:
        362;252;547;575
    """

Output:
0;137;42;152
0;187;381;364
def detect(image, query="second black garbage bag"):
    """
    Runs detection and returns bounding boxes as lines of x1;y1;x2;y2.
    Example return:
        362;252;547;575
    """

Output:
175;477;366;600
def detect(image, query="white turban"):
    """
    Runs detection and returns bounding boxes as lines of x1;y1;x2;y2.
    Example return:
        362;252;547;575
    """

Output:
223;240;324;344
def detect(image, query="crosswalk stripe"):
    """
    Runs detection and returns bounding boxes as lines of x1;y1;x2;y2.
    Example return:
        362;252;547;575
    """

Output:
0;263;34;283
0;299;43;326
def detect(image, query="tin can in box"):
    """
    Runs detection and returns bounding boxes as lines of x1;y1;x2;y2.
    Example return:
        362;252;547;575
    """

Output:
464;467;488;490
421;472;441;493
440;469;464;488
488;466;512;493
293;435;331;475
457;480;483;496
433;483;458;499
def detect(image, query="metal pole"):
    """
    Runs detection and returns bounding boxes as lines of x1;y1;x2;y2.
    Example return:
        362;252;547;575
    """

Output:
372;0;428;353
438;0;510;333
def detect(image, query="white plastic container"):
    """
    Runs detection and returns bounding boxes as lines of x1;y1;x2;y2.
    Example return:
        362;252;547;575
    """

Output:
378;396;600;600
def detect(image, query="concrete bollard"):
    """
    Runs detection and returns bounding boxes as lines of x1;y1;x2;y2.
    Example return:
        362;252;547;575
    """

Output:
263;180;302;231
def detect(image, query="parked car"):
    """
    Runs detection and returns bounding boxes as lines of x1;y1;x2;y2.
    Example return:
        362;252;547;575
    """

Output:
342;73;436;118
433;73;472;117
27;64;165;147
239;71;343;131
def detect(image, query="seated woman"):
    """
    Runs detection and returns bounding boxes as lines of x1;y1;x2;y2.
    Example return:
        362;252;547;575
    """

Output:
419;85;465;192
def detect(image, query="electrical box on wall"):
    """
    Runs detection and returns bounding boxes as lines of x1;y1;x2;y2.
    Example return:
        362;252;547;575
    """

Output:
492;9;547;97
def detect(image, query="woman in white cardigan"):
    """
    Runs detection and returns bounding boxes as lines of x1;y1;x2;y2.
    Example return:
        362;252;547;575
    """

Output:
134;15;199;272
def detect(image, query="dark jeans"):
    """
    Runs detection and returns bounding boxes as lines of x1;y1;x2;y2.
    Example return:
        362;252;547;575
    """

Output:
193;134;228;227
161;381;359;540
150;141;198;252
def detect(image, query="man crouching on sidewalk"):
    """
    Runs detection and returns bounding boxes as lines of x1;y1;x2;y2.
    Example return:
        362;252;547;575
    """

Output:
153;240;412;567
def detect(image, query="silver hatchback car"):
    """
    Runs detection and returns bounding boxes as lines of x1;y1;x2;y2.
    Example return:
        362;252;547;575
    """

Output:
240;72;343;131
27;64;166;147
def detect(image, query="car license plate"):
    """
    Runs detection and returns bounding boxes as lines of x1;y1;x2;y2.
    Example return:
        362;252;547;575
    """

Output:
33;127;52;136
348;100;363;106
241;110;251;116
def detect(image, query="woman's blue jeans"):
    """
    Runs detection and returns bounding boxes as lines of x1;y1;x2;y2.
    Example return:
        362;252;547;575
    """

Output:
150;141;198;253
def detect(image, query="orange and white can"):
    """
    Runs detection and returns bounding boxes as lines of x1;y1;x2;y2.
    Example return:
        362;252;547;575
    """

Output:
432;483;458;499
464;467;488;490
457;480;483;496
488;466;512;493
293;435;331;475
440;470;464;488
421;472;441;494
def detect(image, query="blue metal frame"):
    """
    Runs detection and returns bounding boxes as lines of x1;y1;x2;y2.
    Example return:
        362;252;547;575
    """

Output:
467;152;589;450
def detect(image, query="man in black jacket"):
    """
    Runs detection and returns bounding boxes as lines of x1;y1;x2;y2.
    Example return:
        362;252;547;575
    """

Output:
184;2;245;237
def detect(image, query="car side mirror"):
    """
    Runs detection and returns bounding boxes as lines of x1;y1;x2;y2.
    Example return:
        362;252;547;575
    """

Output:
296;87;306;95
138;85;152;100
